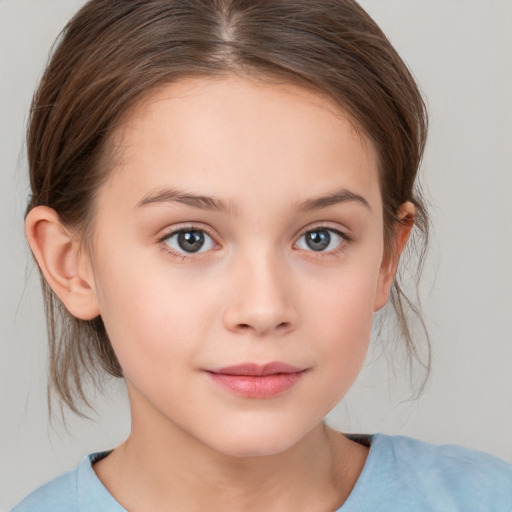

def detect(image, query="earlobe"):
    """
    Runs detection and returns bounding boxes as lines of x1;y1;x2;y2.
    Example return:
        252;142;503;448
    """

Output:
25;206;100;320
374;202;415;311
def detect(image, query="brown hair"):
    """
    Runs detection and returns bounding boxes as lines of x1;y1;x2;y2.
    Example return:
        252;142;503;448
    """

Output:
27;0;429;415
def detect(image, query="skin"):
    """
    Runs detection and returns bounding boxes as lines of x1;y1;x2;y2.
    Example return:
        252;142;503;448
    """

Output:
26;76;413;511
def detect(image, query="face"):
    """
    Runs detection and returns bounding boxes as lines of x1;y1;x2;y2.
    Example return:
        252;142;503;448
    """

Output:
85;76;395;457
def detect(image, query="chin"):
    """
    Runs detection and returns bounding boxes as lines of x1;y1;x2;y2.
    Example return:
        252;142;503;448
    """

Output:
201;418;318;459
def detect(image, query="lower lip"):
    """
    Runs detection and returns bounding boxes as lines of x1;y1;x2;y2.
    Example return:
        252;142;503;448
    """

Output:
206;371;306;398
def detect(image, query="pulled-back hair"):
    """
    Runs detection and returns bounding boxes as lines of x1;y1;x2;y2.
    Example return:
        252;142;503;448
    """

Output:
27;0;429;415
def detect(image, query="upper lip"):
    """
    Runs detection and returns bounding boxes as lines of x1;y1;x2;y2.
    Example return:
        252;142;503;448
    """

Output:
208;362;304;376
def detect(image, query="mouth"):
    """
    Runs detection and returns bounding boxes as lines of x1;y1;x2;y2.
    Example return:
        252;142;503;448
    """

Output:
205;362;307;398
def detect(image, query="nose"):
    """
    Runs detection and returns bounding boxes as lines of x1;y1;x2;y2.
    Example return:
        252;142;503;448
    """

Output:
222;251;298;337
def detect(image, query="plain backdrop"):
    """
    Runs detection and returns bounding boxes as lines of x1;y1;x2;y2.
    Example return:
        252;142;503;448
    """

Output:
1;0;511;509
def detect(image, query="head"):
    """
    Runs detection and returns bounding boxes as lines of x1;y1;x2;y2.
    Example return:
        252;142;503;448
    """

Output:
25;0;429;438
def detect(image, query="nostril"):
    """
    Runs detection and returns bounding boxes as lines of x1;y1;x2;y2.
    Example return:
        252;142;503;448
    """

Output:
235;321;290;333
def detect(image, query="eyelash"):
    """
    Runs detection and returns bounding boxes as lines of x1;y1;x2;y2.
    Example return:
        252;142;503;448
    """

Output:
158;225;218;261
295;227;350;258
158;225;351;261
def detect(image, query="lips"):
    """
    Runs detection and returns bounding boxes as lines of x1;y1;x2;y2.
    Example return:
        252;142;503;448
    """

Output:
205;362;306;398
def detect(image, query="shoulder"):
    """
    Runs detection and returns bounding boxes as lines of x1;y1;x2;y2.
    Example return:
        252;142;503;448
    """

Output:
10;451;121;512
10;466;78;512
384;434;512;485
359;434;512;511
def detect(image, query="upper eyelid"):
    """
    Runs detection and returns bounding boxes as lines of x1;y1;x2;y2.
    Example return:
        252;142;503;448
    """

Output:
158;223;218;241
295;223;349;241
302;226;345;235
295;227;347;245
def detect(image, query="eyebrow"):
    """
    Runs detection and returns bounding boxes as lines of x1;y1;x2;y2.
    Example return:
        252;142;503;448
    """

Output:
295;188;371;212
136;186;370;213
136;187;237;214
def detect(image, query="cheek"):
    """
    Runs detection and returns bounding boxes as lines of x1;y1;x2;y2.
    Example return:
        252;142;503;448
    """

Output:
91;247;214;375
308;251;381;335
304;263;380;393
319;292;374;368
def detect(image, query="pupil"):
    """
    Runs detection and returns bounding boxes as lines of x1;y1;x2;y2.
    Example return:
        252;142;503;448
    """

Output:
178;230;204;253
306;230;330;251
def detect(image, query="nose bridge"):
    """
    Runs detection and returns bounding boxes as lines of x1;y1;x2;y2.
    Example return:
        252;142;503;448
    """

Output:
223;244;297;336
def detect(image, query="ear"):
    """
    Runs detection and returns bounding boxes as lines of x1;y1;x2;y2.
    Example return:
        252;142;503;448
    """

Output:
374;202;415;311
25;206;100;320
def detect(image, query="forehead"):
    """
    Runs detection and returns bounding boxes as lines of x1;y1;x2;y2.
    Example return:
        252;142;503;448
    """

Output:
102;75;381;213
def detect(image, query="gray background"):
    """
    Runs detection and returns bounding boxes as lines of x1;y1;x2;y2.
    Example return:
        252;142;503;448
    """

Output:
1;0;511;509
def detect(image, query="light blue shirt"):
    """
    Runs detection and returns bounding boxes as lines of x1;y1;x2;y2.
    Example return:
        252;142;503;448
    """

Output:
11;434;512;511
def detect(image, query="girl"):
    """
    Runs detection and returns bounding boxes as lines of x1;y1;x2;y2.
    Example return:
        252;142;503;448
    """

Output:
9;0;512;510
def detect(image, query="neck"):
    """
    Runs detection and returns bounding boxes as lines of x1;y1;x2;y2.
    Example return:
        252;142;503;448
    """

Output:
94;390;368;512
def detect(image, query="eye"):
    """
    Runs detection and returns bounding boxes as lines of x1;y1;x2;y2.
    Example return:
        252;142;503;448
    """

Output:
295;228;345;252
163;229;216;254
